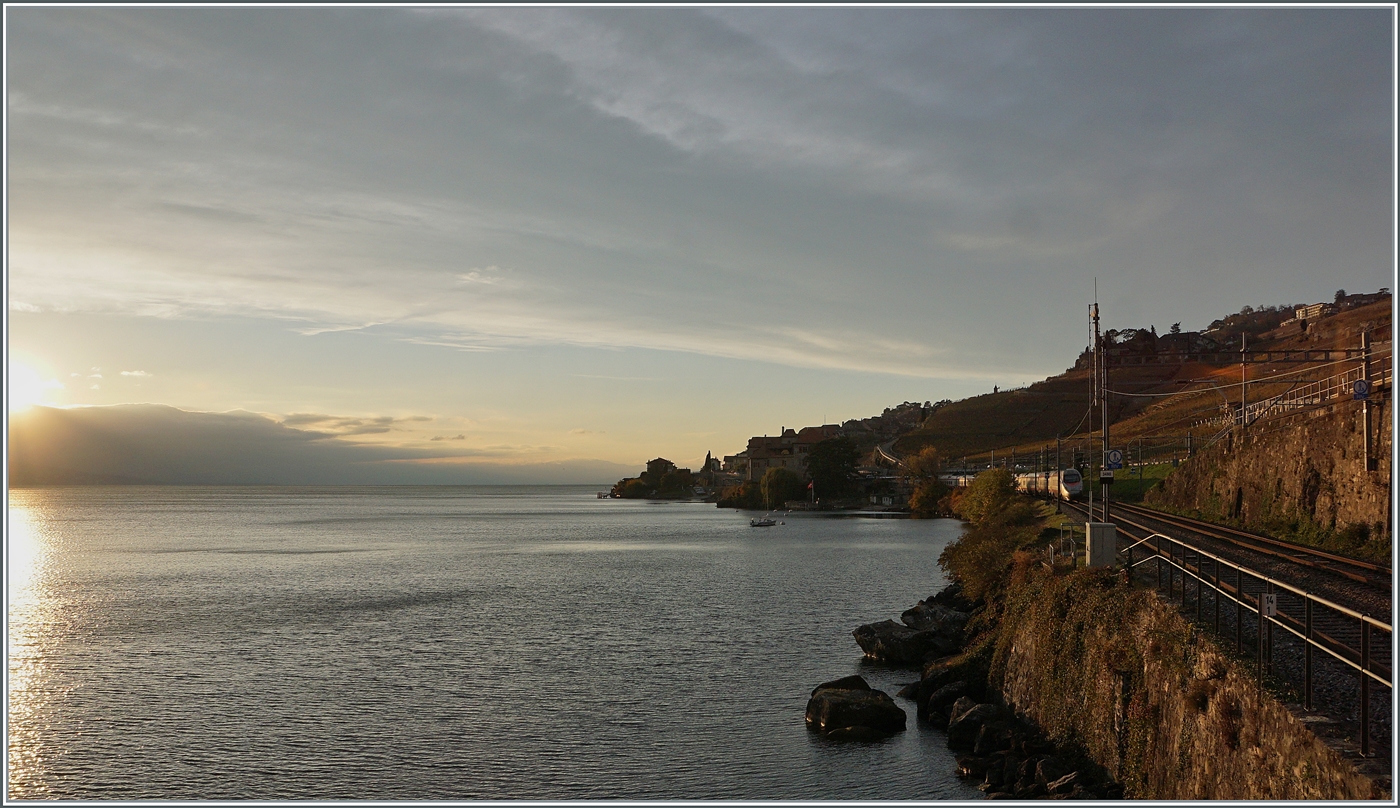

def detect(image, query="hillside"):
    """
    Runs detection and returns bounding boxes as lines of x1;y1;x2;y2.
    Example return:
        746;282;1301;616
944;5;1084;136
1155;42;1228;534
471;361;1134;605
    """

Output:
895;295;1392;467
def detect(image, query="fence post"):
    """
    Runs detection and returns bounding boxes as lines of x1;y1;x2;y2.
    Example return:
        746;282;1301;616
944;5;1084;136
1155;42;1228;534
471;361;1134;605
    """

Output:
1360;618;1371;757
1235;569;1243;654
1213;559;1221;636
1256;592;1265;689
1194;550;1202;621
1265;581;1274;675
1304;597;1313;711
1181;546;1188;608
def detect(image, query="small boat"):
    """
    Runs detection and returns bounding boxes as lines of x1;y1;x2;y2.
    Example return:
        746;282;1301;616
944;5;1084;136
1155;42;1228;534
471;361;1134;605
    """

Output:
750;517;777;527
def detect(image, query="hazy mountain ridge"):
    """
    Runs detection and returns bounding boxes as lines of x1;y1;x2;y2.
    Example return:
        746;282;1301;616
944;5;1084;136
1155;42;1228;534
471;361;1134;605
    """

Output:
8;403;632;486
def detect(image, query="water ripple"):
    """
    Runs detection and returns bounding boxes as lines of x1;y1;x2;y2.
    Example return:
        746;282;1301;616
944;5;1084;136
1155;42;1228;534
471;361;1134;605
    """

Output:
8;485;979;800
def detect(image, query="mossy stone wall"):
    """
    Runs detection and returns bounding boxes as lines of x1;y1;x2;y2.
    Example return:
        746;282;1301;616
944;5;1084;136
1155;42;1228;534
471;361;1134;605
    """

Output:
1146;398;1390;547
990;568;1384;800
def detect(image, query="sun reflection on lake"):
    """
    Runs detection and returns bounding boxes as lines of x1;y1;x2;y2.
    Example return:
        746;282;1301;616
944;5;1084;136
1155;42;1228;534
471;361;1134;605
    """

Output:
8;499;43;599
8;496;54;798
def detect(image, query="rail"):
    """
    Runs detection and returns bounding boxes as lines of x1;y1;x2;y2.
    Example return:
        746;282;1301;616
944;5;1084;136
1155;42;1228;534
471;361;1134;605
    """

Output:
1119;524;1392;757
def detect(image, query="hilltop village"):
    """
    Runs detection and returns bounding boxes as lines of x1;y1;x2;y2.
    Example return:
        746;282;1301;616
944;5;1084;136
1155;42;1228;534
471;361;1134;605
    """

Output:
609;289;1392;529
609;399;946;510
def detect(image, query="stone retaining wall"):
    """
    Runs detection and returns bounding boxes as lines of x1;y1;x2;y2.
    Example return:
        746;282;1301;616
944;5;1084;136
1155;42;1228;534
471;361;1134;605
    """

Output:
1147;397;1391;540
990;569;1386;800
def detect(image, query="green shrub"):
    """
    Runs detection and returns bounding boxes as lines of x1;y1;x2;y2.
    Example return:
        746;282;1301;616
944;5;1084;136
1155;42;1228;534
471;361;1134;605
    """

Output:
909;478;950;517
759;467;806;509
953;468;1017;524
716;481;764;509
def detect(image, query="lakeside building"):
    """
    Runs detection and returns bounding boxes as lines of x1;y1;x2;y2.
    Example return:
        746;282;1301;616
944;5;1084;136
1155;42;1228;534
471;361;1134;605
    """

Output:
745;424;842;481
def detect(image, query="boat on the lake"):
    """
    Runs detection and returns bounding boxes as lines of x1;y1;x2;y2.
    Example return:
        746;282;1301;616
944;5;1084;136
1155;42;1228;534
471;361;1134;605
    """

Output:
749;517;777;527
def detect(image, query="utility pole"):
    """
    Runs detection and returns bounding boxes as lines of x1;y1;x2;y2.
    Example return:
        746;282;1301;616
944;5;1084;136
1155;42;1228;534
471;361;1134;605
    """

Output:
1094;293;1110;524
1362;332;1374;471
1056;437;1062;503
1240;332;1248;436
1089;304;1098;437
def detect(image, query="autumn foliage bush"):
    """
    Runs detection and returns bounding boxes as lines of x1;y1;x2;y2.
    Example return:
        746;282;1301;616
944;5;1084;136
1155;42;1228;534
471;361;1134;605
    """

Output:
938;469;1044;603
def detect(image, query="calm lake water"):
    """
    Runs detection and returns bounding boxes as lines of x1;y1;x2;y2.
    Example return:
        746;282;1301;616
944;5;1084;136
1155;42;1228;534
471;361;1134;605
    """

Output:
7;485;980;800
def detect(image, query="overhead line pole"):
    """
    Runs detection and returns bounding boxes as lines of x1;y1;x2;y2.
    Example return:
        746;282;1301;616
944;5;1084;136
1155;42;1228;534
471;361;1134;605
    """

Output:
1240;332;1248;436
1093;293;1110;524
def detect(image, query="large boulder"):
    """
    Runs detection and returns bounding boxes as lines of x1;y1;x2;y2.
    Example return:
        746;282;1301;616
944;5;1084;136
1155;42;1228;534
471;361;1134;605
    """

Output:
852;619;958;666
899;602;970;640
973;721;1016;755
805;675;906;737
947;702;1005;751
920;680;967;722
810;675;871;695
927;582;975;611
1034;757;1073;789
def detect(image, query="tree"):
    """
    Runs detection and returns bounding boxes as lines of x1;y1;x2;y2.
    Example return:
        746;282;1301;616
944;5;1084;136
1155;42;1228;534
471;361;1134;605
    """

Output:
760;467;805;510
902;446;949;517
612;478;651;499
1169;322;1181;335
659;468;694;493
1335;289;1347;304
805;436;860;498
952;468;1017;524
902;445;942;480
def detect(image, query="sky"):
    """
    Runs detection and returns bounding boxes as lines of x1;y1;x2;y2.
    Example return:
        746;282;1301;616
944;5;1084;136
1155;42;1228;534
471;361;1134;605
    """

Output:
5;6;1395;484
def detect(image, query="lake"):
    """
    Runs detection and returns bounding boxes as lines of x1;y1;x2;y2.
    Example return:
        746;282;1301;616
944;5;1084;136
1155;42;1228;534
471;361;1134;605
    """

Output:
6;485;980;800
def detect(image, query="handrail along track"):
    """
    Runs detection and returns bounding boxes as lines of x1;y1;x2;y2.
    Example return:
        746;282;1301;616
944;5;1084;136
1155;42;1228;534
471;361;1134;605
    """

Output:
1060;498;1392;757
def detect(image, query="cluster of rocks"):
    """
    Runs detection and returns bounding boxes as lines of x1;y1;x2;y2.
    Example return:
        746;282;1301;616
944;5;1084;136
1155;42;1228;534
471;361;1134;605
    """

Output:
811;583;1125;800
851;590;971;666
935;696;1123;800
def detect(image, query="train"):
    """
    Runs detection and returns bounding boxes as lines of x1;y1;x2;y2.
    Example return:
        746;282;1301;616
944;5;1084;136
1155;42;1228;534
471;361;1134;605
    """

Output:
1014;468;1084;500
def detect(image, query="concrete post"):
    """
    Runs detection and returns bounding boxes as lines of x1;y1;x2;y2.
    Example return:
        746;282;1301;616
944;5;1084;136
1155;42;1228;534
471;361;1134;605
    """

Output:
1086;522;1117;568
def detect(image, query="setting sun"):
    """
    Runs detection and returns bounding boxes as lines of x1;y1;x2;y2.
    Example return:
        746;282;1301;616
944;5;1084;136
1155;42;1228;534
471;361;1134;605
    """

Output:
7;361;63;410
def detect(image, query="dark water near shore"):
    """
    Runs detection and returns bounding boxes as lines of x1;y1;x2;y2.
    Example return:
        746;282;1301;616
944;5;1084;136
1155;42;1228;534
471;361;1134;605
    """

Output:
8;485;981;800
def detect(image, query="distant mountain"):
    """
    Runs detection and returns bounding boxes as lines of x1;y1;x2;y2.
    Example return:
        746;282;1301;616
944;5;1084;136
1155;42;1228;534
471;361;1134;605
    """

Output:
7;404;631;486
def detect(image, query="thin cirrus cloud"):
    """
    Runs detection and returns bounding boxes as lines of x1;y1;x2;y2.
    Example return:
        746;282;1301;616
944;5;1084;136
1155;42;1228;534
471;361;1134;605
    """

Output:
279;413;434;437
5;7;1392;386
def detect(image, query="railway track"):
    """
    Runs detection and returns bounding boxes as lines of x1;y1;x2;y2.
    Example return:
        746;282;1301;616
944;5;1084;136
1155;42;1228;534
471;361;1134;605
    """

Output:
1061;499;1391;616
1055;497;1392;759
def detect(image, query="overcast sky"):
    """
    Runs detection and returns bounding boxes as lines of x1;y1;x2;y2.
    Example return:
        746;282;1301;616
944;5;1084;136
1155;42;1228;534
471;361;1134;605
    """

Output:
5;7;1394;481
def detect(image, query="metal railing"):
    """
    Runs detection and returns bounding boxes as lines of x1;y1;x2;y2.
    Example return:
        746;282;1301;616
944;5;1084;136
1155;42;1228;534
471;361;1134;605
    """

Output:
1122;531;1392;757
1194;352;1392;431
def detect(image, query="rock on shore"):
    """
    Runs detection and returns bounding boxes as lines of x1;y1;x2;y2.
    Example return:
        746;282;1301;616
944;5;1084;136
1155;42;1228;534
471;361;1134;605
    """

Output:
841;585;1127;799
852;594;971;665
804;675;906;738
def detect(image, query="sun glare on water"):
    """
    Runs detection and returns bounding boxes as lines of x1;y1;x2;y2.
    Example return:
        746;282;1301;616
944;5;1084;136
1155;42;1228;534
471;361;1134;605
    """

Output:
7;499;55;795
7;361;63;410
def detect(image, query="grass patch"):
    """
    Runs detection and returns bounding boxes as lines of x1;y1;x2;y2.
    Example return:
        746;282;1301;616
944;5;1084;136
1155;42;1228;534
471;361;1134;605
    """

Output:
1083;462;1177;504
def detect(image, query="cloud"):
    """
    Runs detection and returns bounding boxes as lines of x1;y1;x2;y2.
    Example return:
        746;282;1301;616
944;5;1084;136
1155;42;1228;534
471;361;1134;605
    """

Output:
278;412;433;436
4;8;1390;383
569;428;605;435
430;434;467;441
120;370;151;377
8;404;632;485
458;266;513;286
